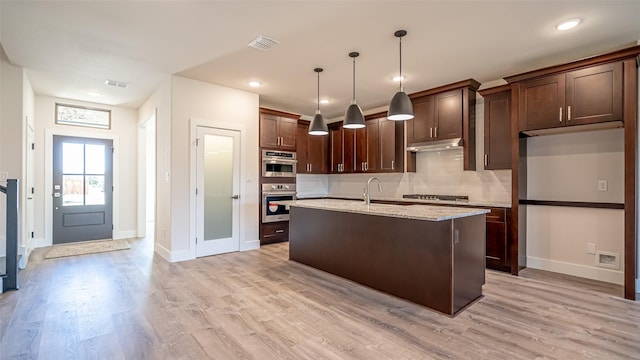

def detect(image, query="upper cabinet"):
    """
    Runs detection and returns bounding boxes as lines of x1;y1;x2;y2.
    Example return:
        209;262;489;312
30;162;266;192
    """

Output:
507;61;624;134
259;108;298;151
329;124;356;173
296;122;328;174
407;79;480;171
479;85;511;170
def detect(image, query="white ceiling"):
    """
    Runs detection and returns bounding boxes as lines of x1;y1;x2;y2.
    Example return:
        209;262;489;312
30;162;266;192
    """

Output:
2;1;640;120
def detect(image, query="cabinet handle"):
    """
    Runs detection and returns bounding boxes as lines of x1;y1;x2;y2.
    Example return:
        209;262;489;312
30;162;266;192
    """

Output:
430;127;433;138
567;106;571;121
559;107;562;122
434;126;438;138
365;162;368;171
391;160;395;170
275;229;284;233
309;164;312;172
484;154;488;167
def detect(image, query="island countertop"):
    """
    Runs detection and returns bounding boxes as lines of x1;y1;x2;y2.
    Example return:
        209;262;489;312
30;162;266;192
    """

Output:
281;199;489;221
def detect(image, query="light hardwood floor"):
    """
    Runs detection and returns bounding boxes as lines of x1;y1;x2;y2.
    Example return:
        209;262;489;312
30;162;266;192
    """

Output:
1;233;639;360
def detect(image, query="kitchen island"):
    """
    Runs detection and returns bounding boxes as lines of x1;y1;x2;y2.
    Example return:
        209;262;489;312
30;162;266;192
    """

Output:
285;199;489;317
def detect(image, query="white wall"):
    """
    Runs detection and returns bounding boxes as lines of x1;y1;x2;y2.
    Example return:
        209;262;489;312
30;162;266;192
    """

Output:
33;96;139;246
314;96;512;206
525;129;625;284
170;76;260;261
138;78;172;256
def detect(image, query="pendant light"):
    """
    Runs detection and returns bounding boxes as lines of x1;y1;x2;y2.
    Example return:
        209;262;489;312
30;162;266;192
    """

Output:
387;30;414;121
309;67;329;136
343;52;365;129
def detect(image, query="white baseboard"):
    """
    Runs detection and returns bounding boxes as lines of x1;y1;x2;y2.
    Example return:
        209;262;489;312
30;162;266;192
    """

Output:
527;256;624;285
114;230;137;240
154;243;192;263
241;239;260;252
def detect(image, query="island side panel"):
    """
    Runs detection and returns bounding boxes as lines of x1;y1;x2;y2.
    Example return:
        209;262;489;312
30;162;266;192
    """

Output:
289;206;455;315
452;214;486;315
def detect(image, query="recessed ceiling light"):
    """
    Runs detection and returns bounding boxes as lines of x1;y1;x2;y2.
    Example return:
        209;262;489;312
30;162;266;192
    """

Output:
555;18;581;31
88;91;101;97
248;81;261;87
393;75;406;82
320;99;330;104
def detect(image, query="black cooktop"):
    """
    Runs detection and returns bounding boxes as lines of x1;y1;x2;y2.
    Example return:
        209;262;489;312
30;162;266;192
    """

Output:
403;194;469;202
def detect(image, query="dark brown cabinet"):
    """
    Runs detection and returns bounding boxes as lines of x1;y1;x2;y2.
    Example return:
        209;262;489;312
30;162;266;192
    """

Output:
296;122;328;174
260;221;289;245
406;79;480;171
330;124;356;173
518;62;623;132
485;207;511;272
260;108;298;151
479;85;511;170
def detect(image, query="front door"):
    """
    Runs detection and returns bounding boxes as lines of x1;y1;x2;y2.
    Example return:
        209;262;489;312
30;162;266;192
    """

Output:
53;135;113;244
196;126;241;257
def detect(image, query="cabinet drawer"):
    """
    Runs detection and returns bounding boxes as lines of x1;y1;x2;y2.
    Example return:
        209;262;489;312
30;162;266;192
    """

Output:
485;208;506;222
261;222;289;244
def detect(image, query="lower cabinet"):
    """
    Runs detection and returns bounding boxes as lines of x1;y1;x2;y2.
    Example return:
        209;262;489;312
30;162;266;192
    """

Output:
260;221;289;245
485;208;511;272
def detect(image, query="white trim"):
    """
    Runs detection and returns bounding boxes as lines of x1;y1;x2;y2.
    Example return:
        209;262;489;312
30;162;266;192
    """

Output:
527;256;624;285
153;242;191;263
114;230;137;240
189;118;249;260
137;110;156;238
44;128;120;247
243;239;260;251
28;237;48;249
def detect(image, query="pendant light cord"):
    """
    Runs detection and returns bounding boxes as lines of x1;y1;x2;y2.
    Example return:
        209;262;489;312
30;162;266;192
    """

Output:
352;57;356;101
317;71;320;111
399;35;403;91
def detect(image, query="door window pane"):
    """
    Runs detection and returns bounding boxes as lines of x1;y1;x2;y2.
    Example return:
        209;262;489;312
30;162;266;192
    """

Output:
85;176;105;205
204;134;234;241
63;175;84;206
85;144;105;174
62;143;84;174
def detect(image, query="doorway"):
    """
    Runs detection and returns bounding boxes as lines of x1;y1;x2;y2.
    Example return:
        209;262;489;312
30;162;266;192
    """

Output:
138;113;156;239
195;126;241;257
52;135;113;244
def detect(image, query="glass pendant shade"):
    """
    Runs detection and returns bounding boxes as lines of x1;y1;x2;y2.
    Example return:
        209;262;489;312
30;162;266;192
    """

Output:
309;110;328;135
387;90;414;121
343;102;365;129
309;68;328;136
387;30;414;121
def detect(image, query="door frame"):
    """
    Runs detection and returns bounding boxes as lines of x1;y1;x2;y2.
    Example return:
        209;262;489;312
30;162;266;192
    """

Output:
189;118;247;260
44;128;120;246
137;110;156;238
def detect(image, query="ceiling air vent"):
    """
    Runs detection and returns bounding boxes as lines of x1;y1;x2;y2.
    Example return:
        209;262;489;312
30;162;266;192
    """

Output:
248;35;280;51
104;79;130;88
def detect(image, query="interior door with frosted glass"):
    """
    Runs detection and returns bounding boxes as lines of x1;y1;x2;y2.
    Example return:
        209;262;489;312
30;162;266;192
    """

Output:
196;126;241;257
52;135;113;244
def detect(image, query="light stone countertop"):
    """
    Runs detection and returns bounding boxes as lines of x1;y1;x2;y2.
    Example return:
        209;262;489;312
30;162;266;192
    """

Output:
295;195;511;209
280;199;490;222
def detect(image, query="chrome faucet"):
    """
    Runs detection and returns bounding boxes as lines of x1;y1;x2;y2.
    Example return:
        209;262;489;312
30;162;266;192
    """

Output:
365;177;382;205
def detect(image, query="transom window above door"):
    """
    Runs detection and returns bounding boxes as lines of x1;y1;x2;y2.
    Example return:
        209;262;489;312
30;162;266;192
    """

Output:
56;103;111;129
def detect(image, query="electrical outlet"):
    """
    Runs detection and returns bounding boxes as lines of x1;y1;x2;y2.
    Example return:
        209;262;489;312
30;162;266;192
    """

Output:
597;180;608;191
586;243;596;255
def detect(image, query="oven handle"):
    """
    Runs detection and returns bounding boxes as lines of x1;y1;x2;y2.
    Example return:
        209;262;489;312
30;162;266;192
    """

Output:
262;159;298;164
262;192;297;197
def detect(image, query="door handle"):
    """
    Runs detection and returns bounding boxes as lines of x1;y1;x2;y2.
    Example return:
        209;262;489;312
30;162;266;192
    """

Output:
231;195;239;199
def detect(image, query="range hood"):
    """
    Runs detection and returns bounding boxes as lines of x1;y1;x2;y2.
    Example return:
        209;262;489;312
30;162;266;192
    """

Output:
406;138;463;152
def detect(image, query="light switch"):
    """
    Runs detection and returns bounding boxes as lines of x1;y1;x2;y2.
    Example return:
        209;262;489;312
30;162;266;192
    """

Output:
586;243;596;255
597;180;608;191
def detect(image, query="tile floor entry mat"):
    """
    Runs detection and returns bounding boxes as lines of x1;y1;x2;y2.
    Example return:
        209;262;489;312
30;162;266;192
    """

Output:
44;239;130;259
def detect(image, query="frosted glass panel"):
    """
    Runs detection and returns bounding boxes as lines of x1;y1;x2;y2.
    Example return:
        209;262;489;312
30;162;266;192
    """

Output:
204;134;233;241
85;144;105;174
63;143;84;174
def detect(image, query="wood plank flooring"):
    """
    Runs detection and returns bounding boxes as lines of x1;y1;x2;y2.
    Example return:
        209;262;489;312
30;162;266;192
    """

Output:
1;233;639;360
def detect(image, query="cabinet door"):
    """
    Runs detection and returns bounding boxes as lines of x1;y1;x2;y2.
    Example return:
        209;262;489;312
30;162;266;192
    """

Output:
308;130;328;174
519;74;565;131
278;117;297;150
408;95;435;143
365;119;379;172
296;123;309;174
260;114;280;148
343;128;356;173
435;89;463;139
486;221;508;269
330;126;343;173
355;127;368;172
565;62;623;126
379;118;397;171
484;91;511;170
